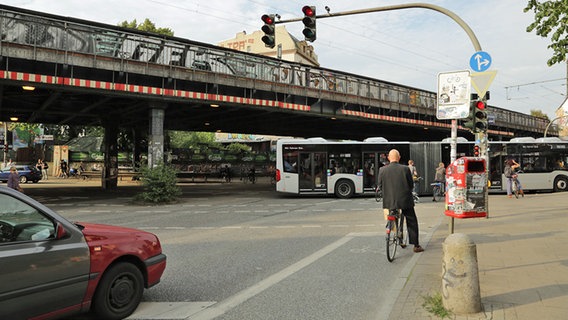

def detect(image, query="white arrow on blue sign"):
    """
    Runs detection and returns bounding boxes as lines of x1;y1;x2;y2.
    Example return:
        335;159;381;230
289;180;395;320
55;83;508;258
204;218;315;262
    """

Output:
469;51;492;72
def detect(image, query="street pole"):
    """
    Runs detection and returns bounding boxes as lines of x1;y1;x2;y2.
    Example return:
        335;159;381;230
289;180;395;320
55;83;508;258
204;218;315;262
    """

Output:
2;121;7;167
276;3;482;51
544;114;568;137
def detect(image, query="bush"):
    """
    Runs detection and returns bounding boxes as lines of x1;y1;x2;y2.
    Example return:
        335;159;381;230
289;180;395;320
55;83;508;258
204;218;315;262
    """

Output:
135;163;181;204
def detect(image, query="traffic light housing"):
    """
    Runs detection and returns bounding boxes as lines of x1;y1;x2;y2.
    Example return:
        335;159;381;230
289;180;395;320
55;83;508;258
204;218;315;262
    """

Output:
473;144;480;157
261;14;276;48
463;99;488;133
302;5;316;42
463;100;477;131
473;100;488;133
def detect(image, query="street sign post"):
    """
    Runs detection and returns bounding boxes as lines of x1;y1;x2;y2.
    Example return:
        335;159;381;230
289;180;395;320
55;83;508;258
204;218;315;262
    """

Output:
437;70;471;120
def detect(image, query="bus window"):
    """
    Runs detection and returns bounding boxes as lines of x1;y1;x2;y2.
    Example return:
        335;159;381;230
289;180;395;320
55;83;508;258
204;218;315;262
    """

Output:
283;151;298;173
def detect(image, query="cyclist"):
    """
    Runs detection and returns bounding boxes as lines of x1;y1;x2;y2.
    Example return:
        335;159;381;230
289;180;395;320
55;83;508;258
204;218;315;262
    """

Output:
505;159;524;198
248;166;256;184
378;149;424;253
432;162;445;202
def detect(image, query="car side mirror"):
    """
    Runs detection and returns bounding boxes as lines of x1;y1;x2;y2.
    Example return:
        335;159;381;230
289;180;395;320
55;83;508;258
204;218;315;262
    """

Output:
54;222;69;239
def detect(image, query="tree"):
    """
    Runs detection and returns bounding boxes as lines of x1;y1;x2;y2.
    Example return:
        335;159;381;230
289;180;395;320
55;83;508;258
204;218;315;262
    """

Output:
530;109;550;121
118;18;174;36
524;1;568;66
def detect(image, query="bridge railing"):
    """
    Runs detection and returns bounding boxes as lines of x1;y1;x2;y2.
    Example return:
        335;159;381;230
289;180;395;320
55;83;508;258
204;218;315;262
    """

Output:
0;5;551;134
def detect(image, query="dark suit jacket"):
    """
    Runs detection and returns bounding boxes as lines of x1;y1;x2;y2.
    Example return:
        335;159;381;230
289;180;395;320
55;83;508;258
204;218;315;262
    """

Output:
378;161;414;210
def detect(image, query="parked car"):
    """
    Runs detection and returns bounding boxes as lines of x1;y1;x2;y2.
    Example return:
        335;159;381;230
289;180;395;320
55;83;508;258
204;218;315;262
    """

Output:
0;164;42;183
0;186;167;320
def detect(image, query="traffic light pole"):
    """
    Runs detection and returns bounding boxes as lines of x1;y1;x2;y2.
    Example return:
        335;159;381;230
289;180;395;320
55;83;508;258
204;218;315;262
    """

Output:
275;3;482;51
275;3;486;233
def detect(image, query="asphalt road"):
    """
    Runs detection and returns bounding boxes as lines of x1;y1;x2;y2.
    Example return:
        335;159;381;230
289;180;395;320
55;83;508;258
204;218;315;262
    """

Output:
22;178;444;320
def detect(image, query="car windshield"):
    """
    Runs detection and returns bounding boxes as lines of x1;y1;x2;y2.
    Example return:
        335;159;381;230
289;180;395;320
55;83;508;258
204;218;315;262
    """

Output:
0;193;55;242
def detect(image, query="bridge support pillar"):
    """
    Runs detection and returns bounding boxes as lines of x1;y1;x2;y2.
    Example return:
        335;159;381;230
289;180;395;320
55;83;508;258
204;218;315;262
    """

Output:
102;117;119;190
148;103;166;168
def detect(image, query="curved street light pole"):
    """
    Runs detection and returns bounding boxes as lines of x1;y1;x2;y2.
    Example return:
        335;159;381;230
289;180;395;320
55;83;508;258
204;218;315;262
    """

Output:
544;115;568;137
277;3;482;51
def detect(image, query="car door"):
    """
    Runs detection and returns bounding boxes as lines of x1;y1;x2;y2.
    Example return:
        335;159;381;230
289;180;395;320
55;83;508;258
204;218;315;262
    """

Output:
0;189;91;319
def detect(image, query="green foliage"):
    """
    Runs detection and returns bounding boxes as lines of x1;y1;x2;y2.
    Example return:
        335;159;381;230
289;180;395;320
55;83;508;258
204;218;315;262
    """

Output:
225;142;251;154
168;131;218;150
118;18;174;36
530;109;550;121
135;163;181;204
524;1;568;66
421;292;452;319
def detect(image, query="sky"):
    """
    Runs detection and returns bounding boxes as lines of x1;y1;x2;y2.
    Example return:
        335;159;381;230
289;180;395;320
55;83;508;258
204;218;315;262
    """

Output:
3;0;567;119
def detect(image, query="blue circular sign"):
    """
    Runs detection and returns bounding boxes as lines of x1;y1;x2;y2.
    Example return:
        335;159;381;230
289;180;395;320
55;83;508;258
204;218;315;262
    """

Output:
469;51;492;72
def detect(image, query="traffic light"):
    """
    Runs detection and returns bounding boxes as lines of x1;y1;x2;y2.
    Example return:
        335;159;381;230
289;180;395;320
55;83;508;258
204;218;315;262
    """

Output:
261;14;276;48
463;99;477;131
473;100;488;133
473;144;480;157
463;99;488;133
302;5;316;42
3;144;8;152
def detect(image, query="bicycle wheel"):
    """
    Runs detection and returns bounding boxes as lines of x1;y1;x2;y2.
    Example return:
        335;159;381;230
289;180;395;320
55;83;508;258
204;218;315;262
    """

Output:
375;187;382;203
513;180;519;199
386;218;398;262
434;186;443;202
398;215;408;249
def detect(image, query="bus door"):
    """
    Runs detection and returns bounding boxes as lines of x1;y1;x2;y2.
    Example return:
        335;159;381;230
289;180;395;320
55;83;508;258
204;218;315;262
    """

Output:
299;152;327;191
363;152;379;190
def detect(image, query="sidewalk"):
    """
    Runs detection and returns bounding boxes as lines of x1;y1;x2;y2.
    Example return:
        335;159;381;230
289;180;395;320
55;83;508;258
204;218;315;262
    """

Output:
388;192;568;320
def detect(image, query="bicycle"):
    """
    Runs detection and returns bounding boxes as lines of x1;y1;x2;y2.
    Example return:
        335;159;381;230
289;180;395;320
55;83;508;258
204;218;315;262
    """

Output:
412;177;422;203
374;185;382;203
385;209;408;262
511;174;523;198
431;181;445;202
243;172;256;184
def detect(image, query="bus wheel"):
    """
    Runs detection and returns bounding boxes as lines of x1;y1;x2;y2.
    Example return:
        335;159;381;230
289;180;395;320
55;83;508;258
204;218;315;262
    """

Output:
335;180;355;199
554;176;568;192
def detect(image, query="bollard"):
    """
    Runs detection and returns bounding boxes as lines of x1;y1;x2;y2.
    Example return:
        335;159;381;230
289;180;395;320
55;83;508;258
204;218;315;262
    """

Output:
441;233;482;314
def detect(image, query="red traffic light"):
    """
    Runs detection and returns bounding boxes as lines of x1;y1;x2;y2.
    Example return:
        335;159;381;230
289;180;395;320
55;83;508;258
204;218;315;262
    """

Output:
475;100;486;110
473;145;480;157
302;5;315;17
261;14;274;25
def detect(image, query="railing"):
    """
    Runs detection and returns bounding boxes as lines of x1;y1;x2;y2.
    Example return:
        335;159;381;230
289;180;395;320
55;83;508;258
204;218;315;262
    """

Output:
0;4;551;134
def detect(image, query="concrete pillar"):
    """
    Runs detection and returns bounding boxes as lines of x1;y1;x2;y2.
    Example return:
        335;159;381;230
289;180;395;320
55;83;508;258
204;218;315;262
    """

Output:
148;102;166;168
442;233;482;314
102;118;119;190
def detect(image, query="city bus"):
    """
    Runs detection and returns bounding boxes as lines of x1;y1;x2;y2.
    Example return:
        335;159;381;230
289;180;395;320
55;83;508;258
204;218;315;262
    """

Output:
275;137;568;198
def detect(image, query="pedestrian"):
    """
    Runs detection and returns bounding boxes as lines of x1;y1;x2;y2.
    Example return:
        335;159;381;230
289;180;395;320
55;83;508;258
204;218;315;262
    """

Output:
432;162;445;202
36;159;43;176
408;159;419;194
7;166;23;192
60;159;68;178
42;160;49;180
378;149;424;253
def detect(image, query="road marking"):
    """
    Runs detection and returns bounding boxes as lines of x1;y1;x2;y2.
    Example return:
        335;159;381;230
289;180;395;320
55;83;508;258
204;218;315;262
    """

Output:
127;301;216;319
190;235;355;320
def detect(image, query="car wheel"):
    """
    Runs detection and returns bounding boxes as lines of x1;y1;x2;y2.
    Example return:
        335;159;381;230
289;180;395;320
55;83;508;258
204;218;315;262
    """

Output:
19;176;28;184
335;179;355;199
92;262;144;320
554;176;568;192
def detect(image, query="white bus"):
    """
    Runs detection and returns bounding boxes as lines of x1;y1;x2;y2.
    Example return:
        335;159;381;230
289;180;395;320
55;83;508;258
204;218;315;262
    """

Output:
275;137;568;198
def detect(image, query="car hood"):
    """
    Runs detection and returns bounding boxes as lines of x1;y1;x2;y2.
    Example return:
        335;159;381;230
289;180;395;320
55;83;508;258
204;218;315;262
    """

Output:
78;222;163;259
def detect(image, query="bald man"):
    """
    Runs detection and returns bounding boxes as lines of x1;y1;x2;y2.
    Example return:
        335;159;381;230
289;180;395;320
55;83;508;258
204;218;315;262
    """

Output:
377;149;424;253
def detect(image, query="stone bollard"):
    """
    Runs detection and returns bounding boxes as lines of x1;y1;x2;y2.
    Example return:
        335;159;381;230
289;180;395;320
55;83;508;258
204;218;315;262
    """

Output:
441;233;482;314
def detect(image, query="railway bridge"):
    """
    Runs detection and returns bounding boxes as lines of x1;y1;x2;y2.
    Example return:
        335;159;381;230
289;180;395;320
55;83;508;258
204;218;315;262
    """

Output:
0;4;552;188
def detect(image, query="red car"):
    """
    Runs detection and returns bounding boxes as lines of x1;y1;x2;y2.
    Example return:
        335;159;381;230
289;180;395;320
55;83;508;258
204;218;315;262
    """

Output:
0;186;166;320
